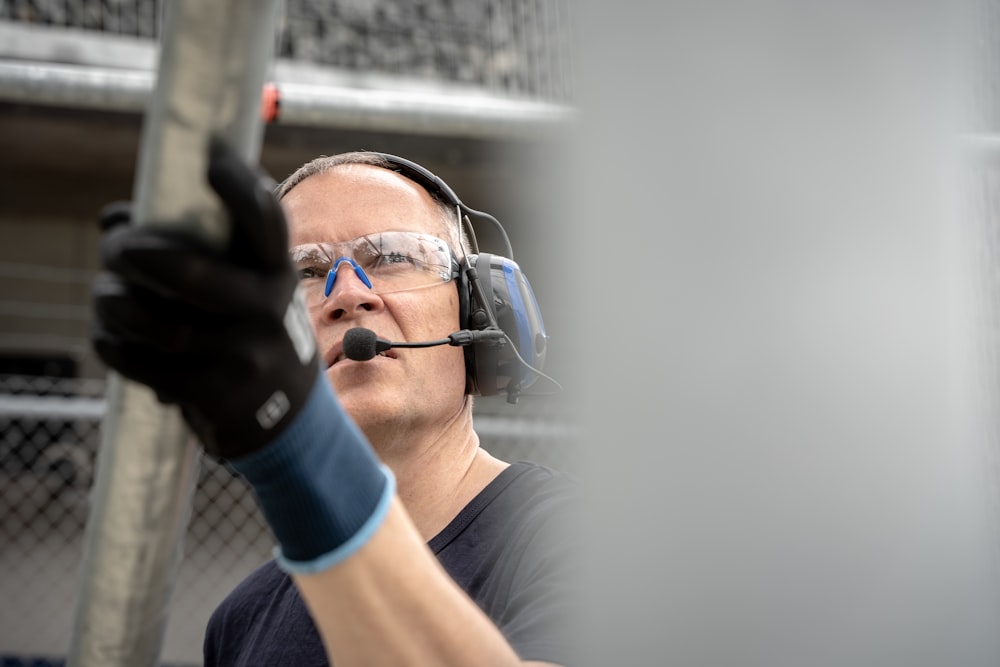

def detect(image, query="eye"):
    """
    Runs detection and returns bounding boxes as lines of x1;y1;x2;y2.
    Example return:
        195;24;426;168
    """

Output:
290;244;334;281
370;251;422;276
296;265;326;280
383;252;414;265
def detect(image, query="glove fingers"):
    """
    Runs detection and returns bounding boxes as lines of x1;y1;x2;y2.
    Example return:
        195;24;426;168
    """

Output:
98;201;133;232
93;274;291;403
93;273;280;367
92;334;202;403
100;224;213;291
92;272;212;351
92;321;254;406
101;227;283;315
208;137;289;272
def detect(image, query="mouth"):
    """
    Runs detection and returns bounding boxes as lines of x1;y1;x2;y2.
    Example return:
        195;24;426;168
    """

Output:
325;339;398;368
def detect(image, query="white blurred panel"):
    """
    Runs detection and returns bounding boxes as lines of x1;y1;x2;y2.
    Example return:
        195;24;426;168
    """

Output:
545;2;1000;665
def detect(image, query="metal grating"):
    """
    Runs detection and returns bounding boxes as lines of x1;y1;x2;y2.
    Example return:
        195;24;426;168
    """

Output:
0;0;573;102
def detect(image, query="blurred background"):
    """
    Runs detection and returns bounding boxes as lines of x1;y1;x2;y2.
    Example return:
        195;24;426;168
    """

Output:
563;2;1000;666
0;1;574;664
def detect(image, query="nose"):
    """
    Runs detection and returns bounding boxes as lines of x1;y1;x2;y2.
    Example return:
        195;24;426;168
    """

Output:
324;257;372;296
319;258;384;321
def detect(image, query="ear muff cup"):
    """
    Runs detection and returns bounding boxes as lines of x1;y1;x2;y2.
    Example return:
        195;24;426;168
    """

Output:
459;253;548;398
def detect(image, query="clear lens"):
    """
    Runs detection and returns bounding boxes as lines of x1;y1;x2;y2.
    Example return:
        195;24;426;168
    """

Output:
290;231;459;304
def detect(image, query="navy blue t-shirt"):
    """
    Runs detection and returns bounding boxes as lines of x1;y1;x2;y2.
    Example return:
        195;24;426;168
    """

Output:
203;461;577;666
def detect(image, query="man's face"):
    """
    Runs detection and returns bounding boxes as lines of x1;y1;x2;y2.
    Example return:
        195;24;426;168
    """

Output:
282;164;468;444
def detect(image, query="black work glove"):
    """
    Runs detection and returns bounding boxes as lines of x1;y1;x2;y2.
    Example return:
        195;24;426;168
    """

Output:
92;139;320;461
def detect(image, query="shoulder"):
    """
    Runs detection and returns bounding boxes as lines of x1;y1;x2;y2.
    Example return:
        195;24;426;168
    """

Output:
213;559;289;616
457;461;578;665
491;461;578;526
204;559;323;665
495;461;578;559
495;460;577;505
431;460;578;592
205;560;283;642
432;460;575;552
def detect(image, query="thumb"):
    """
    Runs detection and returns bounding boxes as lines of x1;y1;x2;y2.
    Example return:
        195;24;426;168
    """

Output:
98;200;134;232
207;137;289;272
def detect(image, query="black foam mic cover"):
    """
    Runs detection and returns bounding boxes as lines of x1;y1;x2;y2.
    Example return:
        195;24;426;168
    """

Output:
343;327;380;361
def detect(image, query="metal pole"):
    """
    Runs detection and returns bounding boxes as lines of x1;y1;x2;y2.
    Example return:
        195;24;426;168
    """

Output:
67;1;279;665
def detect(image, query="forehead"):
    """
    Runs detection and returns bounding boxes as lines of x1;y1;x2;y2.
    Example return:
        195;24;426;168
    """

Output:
282;164;448;246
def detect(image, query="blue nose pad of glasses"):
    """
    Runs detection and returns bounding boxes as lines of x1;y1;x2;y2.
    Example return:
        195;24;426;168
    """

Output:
325;257;374;297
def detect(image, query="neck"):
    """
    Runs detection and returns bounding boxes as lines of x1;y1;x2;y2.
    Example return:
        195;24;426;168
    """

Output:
365;397;509;540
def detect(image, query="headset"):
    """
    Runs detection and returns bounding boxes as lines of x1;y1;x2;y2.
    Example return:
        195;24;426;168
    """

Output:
370;153;551;403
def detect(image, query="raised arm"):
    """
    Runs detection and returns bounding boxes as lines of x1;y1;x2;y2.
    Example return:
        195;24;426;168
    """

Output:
92;139;564;666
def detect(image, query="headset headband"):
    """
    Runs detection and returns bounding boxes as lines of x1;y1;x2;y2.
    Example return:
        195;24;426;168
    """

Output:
375;153;514;259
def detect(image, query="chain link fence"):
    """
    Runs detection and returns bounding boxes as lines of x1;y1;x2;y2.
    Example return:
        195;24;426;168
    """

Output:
277;0;572;100
0;0;161;37
0;0;573;102
0;372;574;665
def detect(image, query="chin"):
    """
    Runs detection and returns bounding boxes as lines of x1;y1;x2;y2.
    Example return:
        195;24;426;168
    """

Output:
325;373;400;424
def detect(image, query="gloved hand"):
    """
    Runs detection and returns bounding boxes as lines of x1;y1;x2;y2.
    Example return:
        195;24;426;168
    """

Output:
93;140;393;571
92;138;320;461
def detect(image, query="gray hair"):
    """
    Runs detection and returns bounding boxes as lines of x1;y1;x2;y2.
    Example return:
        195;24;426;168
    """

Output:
277;152;472;257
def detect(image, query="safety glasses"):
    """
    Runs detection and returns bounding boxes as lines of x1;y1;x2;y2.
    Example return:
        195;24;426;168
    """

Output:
289;231;460;305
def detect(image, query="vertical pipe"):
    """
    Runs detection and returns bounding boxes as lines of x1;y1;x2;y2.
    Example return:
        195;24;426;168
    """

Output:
67;1;279;665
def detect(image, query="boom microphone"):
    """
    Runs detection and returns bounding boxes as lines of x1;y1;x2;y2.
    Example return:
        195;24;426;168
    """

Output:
342;326;506;362
342;327;390;362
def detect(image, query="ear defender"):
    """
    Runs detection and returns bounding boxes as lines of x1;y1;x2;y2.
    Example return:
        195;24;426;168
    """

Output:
459;253;548;401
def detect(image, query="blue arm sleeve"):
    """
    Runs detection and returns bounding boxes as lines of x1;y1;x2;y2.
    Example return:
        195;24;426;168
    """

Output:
227;376;394;574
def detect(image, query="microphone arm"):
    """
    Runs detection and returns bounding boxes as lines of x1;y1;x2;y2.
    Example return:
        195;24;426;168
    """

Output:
446;329;507;346
342;327;505;361
340;326;562;398
373;330;506;349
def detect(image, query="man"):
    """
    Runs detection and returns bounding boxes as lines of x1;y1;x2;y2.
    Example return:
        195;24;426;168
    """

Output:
92;140;575;665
